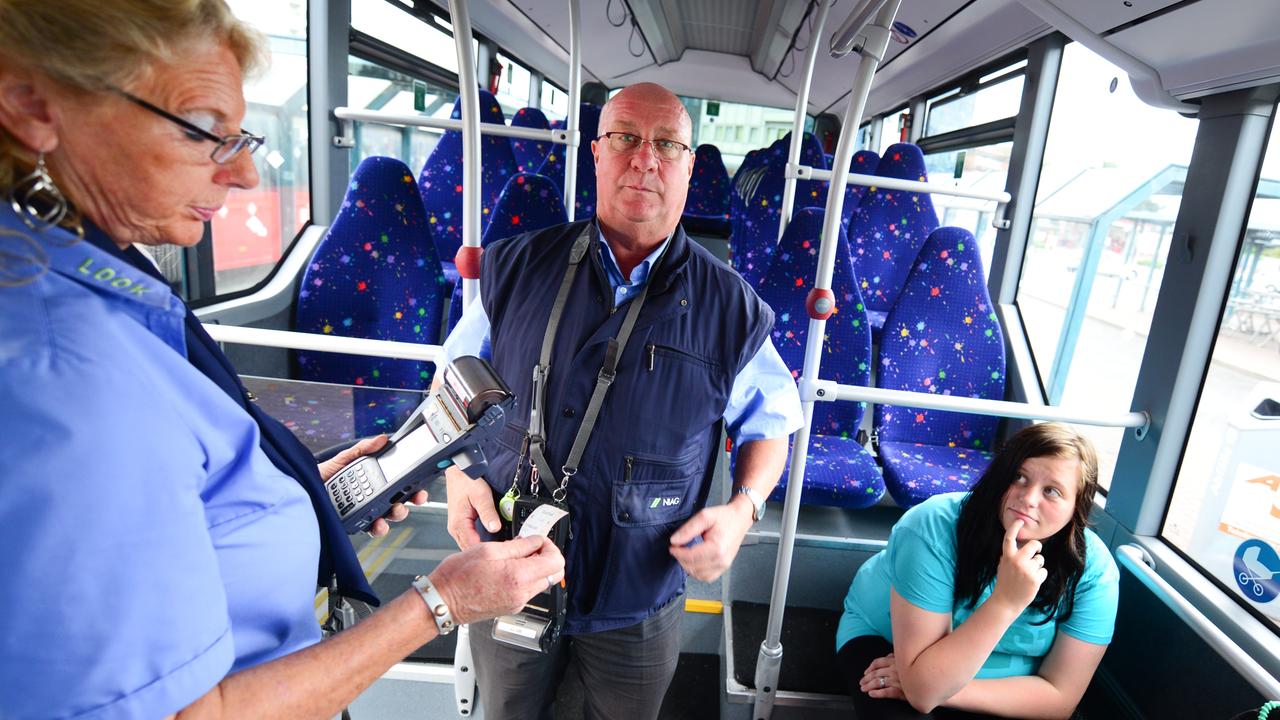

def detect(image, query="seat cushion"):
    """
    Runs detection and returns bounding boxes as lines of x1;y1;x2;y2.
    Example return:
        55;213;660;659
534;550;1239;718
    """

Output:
769;435;885;510
879;441;994;507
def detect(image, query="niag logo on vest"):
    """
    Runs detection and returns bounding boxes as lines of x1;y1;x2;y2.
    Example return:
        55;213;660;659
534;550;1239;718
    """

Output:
649;496;682;509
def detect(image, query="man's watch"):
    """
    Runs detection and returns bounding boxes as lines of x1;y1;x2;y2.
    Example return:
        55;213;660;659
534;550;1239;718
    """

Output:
736;486;766;523
412;575;456;635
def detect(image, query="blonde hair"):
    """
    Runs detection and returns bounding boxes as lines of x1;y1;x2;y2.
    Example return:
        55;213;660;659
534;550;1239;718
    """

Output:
0;0;267;191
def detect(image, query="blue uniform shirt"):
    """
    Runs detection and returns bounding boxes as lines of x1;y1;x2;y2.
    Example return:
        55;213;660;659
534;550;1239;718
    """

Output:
443;224;803;443
0;213;322;719
836;493;1120;678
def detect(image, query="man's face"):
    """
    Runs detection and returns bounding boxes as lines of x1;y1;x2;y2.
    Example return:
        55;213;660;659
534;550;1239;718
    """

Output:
591;86;693;236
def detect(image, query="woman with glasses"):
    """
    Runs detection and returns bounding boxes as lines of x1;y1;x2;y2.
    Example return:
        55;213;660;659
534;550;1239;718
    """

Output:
0;1;562;718
835;423;1119;720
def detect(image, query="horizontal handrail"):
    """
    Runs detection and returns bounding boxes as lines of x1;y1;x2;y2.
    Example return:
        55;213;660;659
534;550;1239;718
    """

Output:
1115;545;1280;698
204;324;443;363
333;107;573;144
789;163;1012;204
807;379;1149;431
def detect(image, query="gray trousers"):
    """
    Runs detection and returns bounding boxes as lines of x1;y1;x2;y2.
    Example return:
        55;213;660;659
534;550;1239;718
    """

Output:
469;599;682;720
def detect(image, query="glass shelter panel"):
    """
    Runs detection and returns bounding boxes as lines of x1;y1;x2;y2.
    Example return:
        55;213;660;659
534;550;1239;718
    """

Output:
924;143;1013;281
1017;42;1199;490
1163;122;1280;633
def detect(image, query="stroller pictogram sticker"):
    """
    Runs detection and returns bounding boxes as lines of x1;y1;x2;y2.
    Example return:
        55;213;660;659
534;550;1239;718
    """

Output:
1233;540;1280;603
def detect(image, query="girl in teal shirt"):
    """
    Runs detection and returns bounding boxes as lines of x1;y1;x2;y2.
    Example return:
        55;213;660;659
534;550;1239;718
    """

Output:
836;423;1119;719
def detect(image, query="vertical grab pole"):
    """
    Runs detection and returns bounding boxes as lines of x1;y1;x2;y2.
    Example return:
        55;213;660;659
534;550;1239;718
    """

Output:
778;0;833;243
449;0;482;308
751;1;901;718
564;0;583;222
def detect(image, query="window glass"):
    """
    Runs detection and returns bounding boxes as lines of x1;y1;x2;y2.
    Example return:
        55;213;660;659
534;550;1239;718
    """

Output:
925;72;1024;137
1163;119;1280;630
494;52;532;118
211;0;310;295
879;108;910;154
351;0;474;74
682;97;812;176
347;57;459;177
923;142;1013;278
540;83;568;122
1017;42;1198;489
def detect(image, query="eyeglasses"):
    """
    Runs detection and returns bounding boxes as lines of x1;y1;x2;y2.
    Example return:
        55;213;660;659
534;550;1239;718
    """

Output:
598;132;692;161
109;87;264;164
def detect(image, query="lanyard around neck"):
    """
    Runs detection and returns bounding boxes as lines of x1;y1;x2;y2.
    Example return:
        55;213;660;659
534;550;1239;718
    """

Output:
525;225;668;501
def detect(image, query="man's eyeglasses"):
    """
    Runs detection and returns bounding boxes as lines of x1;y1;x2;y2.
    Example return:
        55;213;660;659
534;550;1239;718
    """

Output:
598;132;692;161
109;87;264;165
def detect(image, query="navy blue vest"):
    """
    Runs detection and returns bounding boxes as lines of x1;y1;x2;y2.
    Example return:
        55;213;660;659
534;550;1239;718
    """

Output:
84;226;378;606
480;220;772;634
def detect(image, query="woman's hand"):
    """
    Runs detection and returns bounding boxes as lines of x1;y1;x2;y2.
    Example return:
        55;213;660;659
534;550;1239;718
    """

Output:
992;519;1047;612
860;652;906;701
428;535;566;626
317;435;429;537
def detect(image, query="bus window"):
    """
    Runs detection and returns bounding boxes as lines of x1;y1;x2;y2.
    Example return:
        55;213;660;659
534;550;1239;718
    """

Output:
1017;42;1199;489
202;0;309;297
1163;117;1280;632
347;56;459;176
919;59;1025;278
681;98;813;176
540;83;568;121
351;0;475;75
494;52;532;118
878;107;910;154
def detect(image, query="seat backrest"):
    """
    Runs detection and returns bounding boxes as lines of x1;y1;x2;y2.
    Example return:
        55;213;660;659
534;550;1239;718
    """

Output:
846;143;940;325
756;208;871;437
685;143;731;218
417;89;518;265
730;132;828;287
510;107;552;174
840;149;880;230
874;226;1005;449
446;173;568;330
537;103;601;218
296;156;446;390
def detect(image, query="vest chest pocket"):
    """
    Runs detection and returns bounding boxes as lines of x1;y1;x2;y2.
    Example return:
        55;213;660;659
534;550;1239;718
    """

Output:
611;448;702;527
643;343;721;373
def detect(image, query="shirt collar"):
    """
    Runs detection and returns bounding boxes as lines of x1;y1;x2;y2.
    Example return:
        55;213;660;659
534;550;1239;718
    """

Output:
595;219;673;289
1;207;178;312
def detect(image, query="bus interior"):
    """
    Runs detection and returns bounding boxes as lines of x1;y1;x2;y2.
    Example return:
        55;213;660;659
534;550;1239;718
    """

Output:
173;0;1280;717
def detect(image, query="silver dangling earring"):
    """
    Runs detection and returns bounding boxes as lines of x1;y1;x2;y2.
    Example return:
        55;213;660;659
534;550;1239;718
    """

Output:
8;151;69;233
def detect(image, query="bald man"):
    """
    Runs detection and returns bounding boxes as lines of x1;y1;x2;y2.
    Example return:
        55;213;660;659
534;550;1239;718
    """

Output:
439;83;802;719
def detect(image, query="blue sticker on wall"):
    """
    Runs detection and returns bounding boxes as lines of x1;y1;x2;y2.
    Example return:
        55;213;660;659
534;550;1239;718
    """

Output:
891;21;918;44
1233;539;1280;603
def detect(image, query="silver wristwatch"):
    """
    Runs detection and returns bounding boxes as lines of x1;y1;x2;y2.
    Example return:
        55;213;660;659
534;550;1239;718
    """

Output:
736;486;766;523
412;575;456;635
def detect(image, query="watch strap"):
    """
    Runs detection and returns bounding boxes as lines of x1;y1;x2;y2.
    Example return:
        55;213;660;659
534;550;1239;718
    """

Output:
412;575;456;635
736;486;766;522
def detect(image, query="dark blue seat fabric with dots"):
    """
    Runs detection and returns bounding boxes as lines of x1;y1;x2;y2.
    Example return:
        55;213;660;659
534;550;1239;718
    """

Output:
840;149;881;230
846;143;939;337
295;156;447;434
729;133;829;288
510;107;553;174
874;226;1005;507
537;103;601;219
682;143;732;235
446;172;568;330
753;208;884;509
417;89;518;283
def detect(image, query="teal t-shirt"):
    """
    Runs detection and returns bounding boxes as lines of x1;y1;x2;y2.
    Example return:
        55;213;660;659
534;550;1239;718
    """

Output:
835;493;1119;678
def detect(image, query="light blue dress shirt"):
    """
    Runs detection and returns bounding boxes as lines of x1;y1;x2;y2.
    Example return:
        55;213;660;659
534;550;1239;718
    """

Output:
442;228;803;443
0;212;322;719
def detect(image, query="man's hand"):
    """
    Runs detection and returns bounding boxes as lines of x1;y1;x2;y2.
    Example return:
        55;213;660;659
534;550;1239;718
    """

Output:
445;465;502;549
317;435;428;537
430;535;566;626
668;494;755;582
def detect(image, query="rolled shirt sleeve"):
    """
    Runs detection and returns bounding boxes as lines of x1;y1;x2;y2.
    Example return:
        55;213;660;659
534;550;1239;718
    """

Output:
723;337;804;444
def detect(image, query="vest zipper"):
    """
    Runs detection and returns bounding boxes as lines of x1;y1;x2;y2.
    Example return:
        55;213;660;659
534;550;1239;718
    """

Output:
624;455;634;483
647;343;655;371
